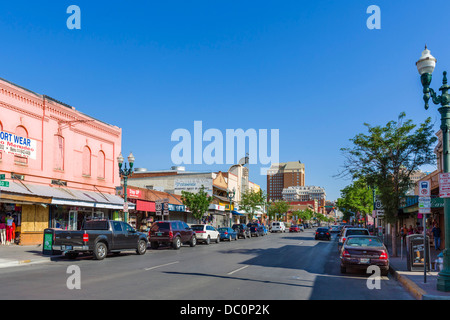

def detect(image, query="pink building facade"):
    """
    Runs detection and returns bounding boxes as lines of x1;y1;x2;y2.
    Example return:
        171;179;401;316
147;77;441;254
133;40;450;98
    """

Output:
0;77;128;245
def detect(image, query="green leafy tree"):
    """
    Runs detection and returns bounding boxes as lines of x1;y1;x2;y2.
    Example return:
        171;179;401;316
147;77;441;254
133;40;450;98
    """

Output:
240;189;267;219
181;186;213;223
338;112;437;256
267;200;290;221
336;178;373;226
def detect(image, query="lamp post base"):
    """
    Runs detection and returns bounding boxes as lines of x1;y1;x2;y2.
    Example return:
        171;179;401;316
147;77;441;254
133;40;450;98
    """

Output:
437;249;450;292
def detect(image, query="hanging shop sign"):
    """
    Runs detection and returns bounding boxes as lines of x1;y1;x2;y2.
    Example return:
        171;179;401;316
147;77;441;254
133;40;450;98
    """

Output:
0;131;37;160
439;173;450;198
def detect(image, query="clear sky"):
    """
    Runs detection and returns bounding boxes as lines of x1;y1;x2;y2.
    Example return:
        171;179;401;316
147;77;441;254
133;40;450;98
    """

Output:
1;0;449;200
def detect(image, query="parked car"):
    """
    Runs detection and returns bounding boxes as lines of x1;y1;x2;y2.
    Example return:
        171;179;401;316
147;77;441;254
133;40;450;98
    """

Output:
232;223;251;239
315;227;331;241
247;222;265;237
148;220;197;250
270;221;286;233
190;224;220;244
52;219;148;260
330;225;340;233
218;227;238;241
338;228;370;250
289;225;302;232
340;235;389;276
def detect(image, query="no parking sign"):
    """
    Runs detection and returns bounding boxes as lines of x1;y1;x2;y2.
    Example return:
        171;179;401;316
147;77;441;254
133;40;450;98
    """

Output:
419;181;430;197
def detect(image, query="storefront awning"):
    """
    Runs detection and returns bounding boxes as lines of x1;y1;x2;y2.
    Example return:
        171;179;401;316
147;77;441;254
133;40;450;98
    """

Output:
0;180;133;210
232;210;245;216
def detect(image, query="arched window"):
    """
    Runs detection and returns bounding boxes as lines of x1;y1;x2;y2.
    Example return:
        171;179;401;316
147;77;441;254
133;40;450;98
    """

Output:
82;146;91;176
54;135;64;170
14;126;28;165
97;150;105;179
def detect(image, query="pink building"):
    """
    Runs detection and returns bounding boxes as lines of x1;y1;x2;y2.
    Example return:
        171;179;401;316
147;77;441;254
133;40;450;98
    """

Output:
0;77;129;245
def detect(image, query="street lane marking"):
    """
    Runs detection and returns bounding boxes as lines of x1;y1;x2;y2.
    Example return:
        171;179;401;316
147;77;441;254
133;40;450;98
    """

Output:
145;261;179;271
228;265;249;275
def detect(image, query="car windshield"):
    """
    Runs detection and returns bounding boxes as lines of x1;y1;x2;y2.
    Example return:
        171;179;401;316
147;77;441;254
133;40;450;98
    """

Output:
317;228;328;232
83;220;109;230
218;228;228;232
151;222;170;232
346;229;369;236
346;237;383;247
190;225;205;231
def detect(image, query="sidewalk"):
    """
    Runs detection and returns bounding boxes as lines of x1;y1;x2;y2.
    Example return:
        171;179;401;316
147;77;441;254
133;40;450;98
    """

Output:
386;240;450;300
0;243;62;268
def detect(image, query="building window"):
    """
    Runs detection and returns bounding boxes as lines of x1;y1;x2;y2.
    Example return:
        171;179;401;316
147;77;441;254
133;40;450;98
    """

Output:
97;150;105;179
14;126;28;165
82;146;91;176
54;135;64;171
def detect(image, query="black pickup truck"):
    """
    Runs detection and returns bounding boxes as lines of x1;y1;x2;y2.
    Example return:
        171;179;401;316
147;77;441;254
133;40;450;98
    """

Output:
52;220;148;260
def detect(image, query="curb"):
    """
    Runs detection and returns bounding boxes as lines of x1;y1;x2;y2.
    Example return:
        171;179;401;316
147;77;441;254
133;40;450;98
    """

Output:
389;266;425;300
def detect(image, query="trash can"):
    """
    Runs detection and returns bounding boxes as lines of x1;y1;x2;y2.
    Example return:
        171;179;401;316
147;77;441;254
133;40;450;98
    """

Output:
406;234;430;271
42;228;56;255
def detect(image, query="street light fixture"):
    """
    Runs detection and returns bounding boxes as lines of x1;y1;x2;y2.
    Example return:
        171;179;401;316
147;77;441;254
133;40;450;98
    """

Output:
117;152;135;224
416;46;450;291
227;188;236;227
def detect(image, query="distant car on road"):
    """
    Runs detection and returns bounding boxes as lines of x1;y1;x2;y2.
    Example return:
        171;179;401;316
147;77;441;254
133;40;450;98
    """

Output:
270;221;286;233
340;235;389;276
232;224;251;239
289;225;302;233
190;224;220;244
218;227;238;241
315;227;331;241
247;222;265;237
330;225;340;233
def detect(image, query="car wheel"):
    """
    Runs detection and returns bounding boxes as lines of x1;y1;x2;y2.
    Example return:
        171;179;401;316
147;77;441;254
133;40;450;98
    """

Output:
228;235;232;241
190;235;197;247
205;236;210;245
216;236;220;243
136;239;147;255
151;242;159;250
173;236;181;250
93;242;107;260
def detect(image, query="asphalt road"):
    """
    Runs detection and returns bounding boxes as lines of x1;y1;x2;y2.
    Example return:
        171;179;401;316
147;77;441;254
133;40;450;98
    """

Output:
0;228;413;300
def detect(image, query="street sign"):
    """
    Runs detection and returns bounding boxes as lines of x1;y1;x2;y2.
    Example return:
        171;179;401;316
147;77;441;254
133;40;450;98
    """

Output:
0;174;5;180
156;201;162;216
0;181;9;187
439;173;450;198
375;195;383;210
419;196;431;214
163;198;169;216
419;180;431;197
123;202;128;213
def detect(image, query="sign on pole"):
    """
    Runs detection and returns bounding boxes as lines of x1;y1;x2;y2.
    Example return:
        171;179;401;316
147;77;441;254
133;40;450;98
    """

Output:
419;180;431;214
0;181;9;187
439;173;450;198
156;200;162;216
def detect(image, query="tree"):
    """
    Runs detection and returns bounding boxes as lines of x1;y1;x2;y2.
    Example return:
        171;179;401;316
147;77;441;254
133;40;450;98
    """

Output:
267;200;290;221
336;178;373;226
338;112;437;256
181;186;213;223
240;189;267;221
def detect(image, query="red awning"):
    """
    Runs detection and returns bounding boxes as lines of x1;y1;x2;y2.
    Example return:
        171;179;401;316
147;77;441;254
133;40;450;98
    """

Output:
136;200;155;212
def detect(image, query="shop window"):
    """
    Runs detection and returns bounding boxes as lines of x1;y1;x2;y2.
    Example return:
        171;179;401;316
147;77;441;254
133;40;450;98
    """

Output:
82;146;91;176
54;135;64;171
97;150;105;179
14;126;28;165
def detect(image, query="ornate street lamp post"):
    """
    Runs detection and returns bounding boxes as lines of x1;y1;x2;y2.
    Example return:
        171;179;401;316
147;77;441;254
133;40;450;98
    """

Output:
227;188;236;228
416;46;450;291
117;152;135;224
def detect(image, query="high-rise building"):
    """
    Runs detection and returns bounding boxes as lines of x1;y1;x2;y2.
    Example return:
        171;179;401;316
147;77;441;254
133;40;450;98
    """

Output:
266;161;305;201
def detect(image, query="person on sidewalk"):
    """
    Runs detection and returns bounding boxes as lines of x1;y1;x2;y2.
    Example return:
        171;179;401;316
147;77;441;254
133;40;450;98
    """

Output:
431;224;441;251
5;214;13;246
0;217;6;245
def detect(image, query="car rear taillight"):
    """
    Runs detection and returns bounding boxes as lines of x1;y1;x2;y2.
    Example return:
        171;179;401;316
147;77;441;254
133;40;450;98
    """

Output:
379;250;388;260
224;232;228;235
196;231;206;233
342;249;351;258
315;232;319;235
342;238;346;243
83;232;89;242
169;231;173;239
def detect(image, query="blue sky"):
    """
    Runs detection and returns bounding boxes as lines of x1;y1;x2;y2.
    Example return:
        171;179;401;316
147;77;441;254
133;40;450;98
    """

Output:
1;0;449;200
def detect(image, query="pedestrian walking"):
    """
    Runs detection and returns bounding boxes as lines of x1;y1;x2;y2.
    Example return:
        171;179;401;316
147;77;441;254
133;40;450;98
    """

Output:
5;214;13;245
431;224;442;251
0;216;6;245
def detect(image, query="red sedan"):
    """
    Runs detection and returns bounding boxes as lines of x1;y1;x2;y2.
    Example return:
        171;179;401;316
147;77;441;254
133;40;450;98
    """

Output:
289;225;301;232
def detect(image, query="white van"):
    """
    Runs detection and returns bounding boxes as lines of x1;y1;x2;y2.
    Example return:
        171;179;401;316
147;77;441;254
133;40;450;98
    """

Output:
270;221;286;233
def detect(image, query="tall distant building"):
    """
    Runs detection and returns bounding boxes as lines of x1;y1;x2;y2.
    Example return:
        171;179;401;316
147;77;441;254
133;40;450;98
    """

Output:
266;161;305;201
